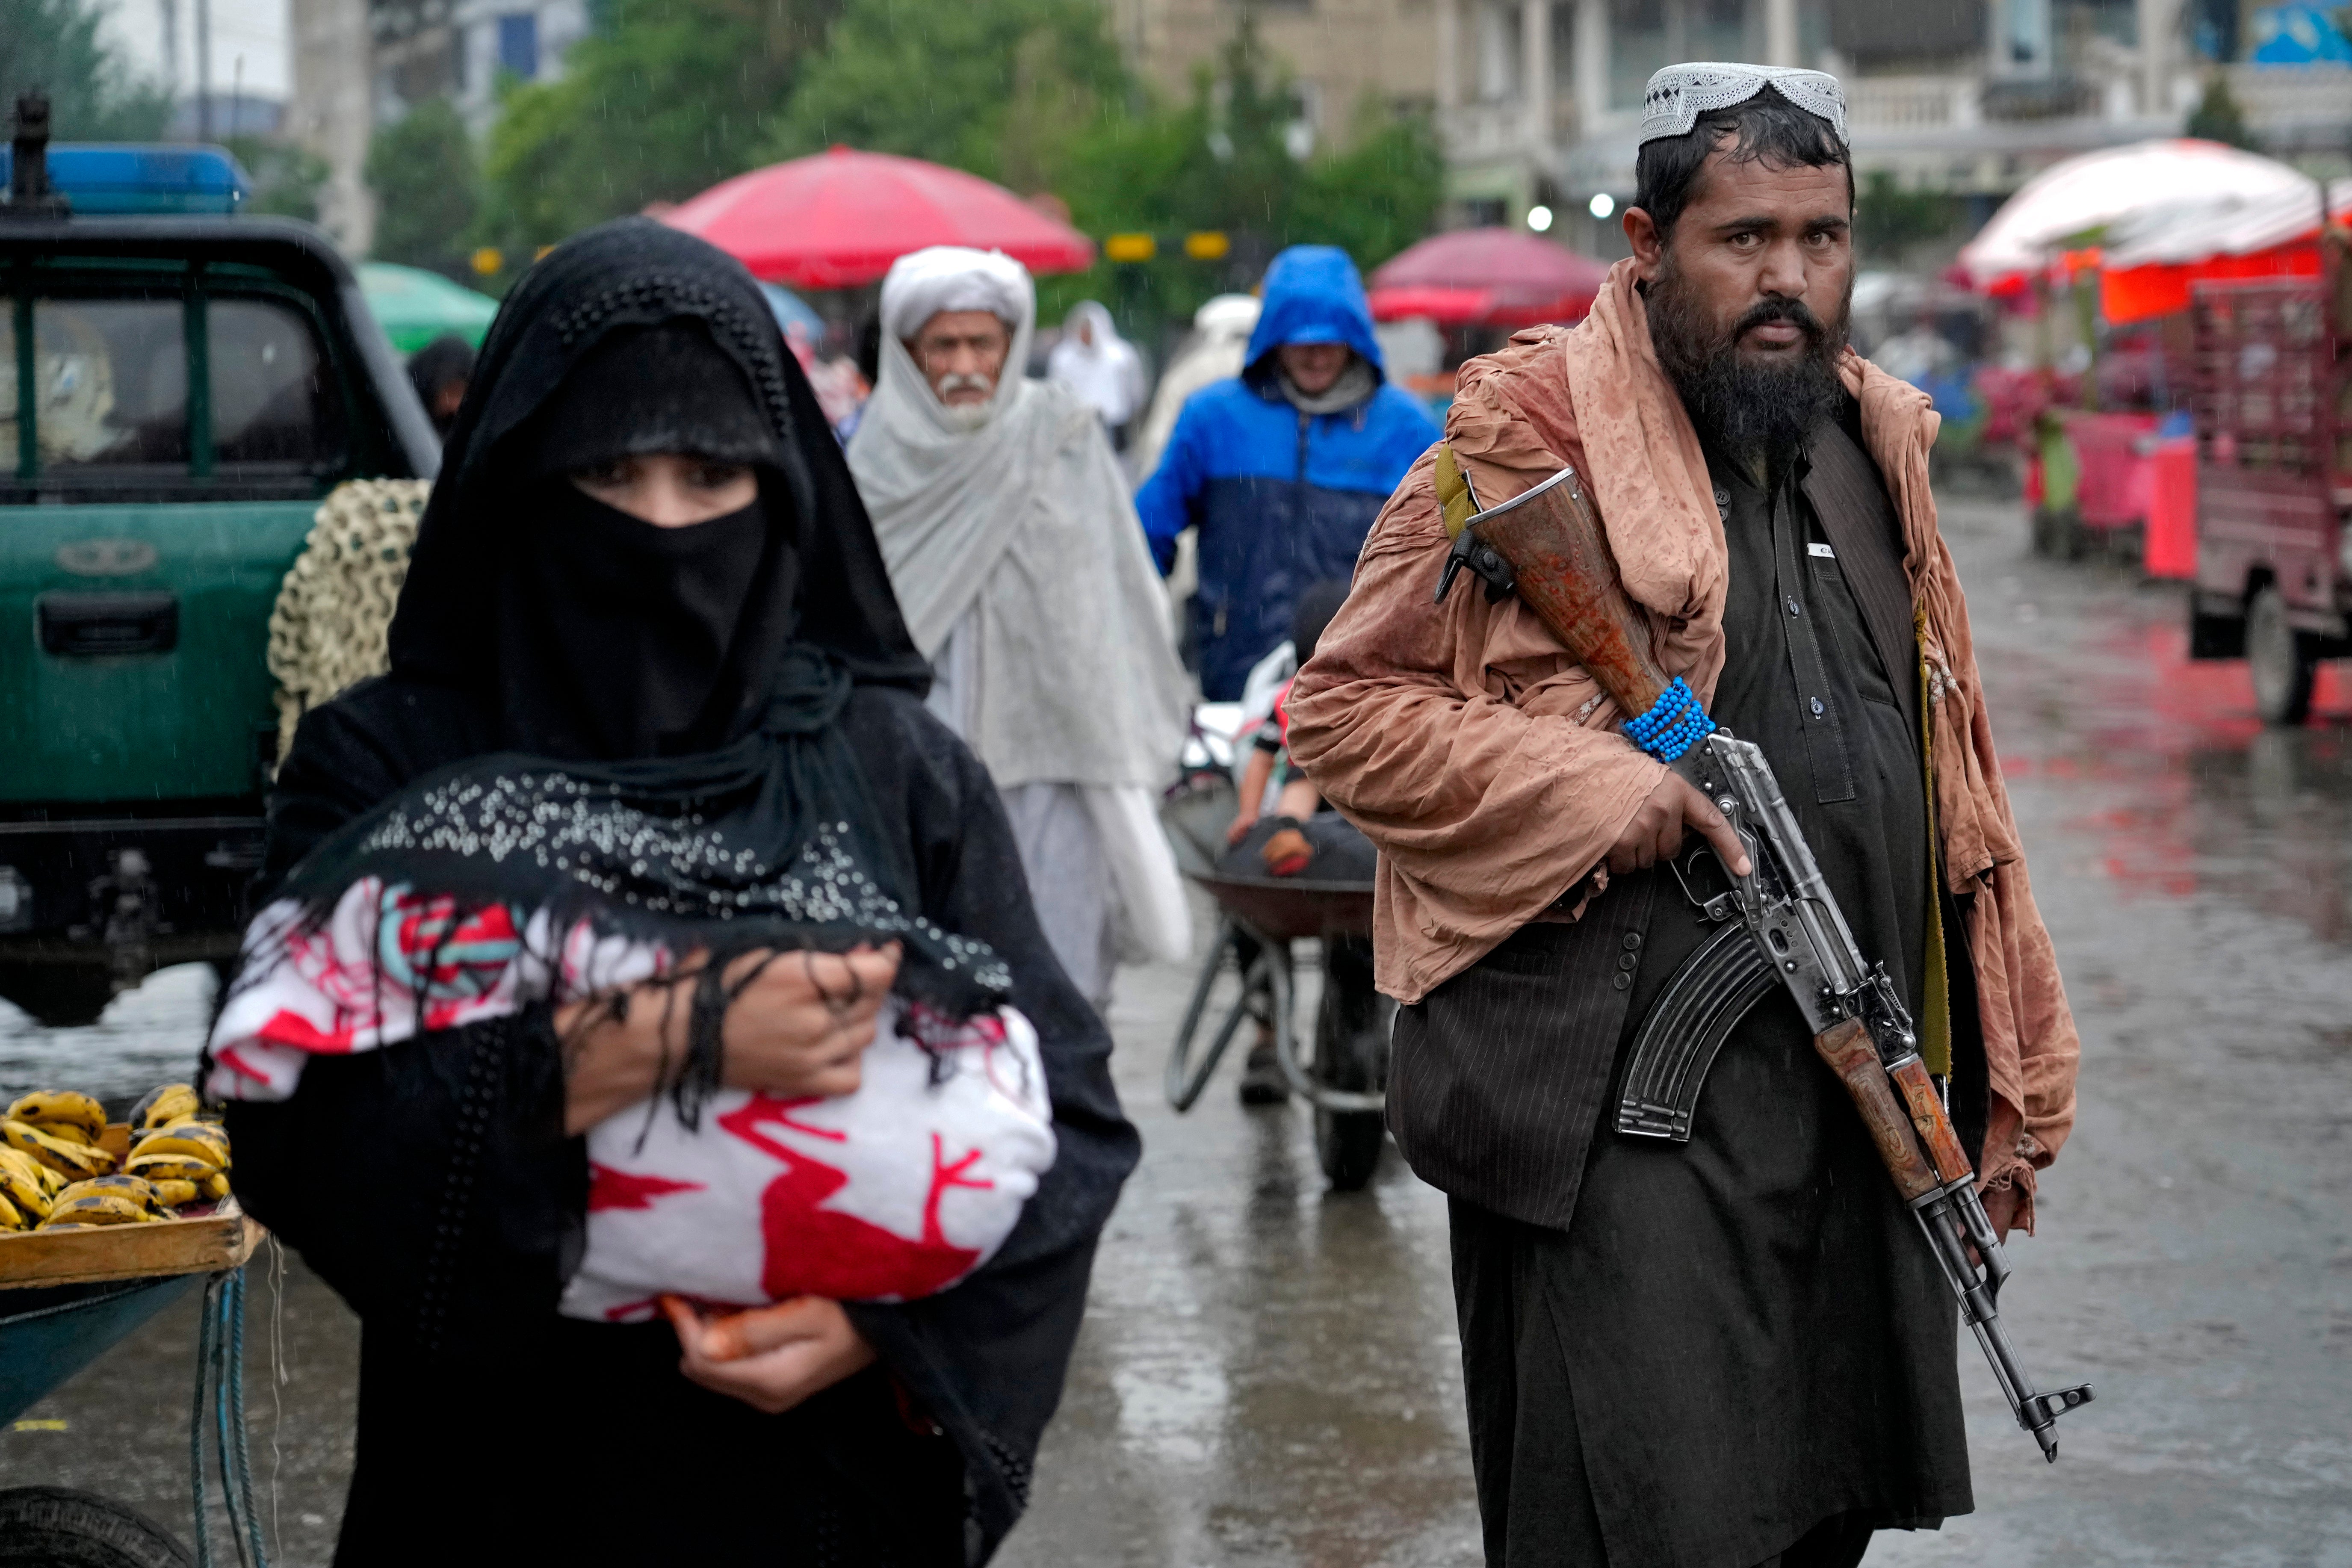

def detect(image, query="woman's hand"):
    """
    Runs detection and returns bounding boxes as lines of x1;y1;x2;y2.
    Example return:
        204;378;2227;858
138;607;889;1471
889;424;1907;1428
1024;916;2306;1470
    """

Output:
718;944;900;1096
661;1295;877;1415
557;943;901;1134
1225;805;1259;846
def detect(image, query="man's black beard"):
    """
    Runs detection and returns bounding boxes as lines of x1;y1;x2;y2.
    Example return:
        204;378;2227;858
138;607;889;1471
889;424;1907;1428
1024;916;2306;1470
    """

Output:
1646;260;1850;470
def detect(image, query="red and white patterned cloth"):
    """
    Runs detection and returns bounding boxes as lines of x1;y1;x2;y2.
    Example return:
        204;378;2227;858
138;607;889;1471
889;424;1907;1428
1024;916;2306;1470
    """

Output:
207;879;1056;1314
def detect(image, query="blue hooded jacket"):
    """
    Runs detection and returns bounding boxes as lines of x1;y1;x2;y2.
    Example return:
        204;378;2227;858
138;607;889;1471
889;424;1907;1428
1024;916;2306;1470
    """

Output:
1135;245;1440;700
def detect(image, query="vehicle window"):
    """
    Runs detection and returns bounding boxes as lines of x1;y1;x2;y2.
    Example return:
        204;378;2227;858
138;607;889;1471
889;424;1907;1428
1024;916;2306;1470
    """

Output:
30;298;190;470
211;297;343;467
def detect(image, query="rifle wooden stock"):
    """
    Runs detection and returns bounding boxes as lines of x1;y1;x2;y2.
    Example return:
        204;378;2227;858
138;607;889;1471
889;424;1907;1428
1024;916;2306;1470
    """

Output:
1469;467;1675;723
1888;1056;1978;1187
1811;1019;1941;1203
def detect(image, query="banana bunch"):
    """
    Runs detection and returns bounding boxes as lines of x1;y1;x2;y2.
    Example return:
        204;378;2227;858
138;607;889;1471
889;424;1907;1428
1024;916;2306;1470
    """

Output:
131;1082;202;1131
0;1147;62;1229
0;1083;232;1232
125;1119;232;1198
38;1174;171;1229
3;1090;117;1186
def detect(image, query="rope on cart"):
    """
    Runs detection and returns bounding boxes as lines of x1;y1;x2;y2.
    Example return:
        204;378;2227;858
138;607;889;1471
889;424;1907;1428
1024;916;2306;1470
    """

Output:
191;1268;270;1568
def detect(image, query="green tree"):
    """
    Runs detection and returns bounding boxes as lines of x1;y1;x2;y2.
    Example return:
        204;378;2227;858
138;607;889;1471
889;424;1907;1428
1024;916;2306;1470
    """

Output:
771;0;1127;179
2184;72;2261;153
1045;17;1443;331
368;98;478;268
0;0;172;141
480;0;837;253
225;134;328;221
1292;100;1446;273
1854;169;1962;264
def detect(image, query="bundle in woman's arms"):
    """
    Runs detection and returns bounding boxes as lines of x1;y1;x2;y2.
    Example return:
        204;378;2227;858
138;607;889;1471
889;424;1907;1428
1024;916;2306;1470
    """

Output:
204;649;1055;1323
1434;447;2094;1461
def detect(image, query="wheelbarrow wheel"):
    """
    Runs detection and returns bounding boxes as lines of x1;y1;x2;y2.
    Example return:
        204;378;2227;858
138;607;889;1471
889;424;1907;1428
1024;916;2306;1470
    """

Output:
1311;937;1388;1192
0;1487;193;1568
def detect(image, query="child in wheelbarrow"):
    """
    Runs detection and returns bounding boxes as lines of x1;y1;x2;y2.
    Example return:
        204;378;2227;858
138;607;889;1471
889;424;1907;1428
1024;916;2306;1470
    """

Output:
1223;581;1376;881
1218;580;1379;1104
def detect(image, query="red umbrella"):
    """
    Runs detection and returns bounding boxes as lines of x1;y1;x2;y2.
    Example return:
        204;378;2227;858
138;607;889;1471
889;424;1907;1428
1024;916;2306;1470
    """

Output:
1363;285;1496;325
662;146;1096;290
1369;228;1609;326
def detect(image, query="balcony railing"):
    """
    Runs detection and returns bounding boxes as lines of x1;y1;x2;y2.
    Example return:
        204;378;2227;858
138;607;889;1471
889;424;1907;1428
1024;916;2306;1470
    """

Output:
2225;63;2352;140
1442;100;1532;161
1842;75;1981;130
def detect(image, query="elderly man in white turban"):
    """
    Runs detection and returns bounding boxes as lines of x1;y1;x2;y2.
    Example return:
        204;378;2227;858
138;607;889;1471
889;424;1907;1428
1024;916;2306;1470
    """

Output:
849;246;1191;1013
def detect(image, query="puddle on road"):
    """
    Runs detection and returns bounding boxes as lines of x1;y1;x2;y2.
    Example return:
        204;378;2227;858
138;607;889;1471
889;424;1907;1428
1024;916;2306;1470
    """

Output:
1972;537;2352;952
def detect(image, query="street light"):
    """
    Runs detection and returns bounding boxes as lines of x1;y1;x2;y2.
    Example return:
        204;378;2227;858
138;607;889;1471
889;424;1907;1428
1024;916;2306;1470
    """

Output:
1527;204;1554;233
1588;192;1616;220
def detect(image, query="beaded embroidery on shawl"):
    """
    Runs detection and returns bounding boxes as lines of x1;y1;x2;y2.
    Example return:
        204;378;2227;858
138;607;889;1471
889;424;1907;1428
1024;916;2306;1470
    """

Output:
1638;63;1849;146
356;768;1010;991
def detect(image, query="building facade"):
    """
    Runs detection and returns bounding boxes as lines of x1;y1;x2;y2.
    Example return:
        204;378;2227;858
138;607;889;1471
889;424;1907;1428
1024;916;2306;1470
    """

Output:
1117;0;2352;258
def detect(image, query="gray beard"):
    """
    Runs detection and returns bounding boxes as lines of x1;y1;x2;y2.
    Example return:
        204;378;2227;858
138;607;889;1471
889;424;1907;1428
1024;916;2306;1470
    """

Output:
1646;263;1850;471
938;399;993;432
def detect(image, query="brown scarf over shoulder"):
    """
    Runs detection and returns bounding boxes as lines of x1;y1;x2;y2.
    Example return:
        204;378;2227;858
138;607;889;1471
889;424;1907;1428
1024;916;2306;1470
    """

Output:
1285;259;2079;1225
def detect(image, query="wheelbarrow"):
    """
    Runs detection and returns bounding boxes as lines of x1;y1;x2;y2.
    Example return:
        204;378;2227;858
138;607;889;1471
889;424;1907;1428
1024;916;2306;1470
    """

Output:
1166;871;1393;1190
1;1185;269;1567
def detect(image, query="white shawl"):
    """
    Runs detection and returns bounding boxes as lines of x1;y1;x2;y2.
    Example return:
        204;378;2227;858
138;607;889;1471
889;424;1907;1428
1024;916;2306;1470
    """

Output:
848;249;1187;795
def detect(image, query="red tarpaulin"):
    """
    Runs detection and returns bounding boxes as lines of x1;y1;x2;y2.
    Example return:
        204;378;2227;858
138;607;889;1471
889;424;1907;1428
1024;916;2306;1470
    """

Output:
1369;228;1608;326
2102;233;2331;325
661;146;1096;290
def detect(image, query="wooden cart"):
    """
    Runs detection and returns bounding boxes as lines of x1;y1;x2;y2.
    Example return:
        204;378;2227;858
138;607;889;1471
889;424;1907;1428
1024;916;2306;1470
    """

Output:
0;1124;267;1567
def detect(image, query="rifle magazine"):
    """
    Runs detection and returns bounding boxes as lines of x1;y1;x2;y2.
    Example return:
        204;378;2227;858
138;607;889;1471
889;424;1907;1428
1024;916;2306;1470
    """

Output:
1616;920;1777;1141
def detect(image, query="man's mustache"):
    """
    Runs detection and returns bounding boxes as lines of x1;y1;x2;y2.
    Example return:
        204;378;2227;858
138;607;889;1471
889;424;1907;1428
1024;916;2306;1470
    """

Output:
1729;295;1827;346
933;371;995;396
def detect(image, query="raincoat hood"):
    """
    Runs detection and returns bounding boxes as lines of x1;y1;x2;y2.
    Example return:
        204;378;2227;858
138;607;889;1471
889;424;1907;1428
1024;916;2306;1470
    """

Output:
1244;245;1386;385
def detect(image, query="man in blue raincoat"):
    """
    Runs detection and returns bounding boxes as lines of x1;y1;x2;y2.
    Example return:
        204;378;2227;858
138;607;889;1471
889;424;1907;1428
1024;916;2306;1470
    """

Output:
1137;245;1442;702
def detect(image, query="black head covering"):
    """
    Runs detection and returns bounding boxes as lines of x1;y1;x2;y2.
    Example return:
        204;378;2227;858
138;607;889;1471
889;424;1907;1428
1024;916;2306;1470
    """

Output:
277;221;1003;1034
405;334;475;439
522;322;780;476
388;217;929;714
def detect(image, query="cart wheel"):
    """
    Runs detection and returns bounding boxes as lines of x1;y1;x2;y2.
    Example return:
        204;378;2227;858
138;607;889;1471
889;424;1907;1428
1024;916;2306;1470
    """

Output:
2247;585;2317;726
0;1487;192;1568
1311;938;1389;1192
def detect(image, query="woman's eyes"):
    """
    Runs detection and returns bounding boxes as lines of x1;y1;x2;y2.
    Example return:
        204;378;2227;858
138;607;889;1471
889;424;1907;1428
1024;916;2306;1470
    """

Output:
688;464;751;490
576;461;634;487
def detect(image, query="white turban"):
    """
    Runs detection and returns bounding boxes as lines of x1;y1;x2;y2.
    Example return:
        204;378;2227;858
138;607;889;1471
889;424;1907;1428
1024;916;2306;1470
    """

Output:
879;247;1034;343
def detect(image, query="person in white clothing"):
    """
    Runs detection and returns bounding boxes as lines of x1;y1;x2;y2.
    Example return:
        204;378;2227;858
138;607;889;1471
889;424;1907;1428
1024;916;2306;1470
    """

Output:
848;246;1191;1013
1045;298;1148;445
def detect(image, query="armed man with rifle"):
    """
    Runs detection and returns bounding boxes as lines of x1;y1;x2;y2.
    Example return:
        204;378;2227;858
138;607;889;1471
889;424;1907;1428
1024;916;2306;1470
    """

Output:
1286;65;2086;1568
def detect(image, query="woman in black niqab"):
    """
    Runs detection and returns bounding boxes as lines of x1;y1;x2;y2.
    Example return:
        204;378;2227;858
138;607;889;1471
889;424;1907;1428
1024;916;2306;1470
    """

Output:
224;220;1137;1567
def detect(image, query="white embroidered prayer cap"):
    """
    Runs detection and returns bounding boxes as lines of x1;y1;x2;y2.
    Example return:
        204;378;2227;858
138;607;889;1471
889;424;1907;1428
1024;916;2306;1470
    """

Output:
1638;63;1848;148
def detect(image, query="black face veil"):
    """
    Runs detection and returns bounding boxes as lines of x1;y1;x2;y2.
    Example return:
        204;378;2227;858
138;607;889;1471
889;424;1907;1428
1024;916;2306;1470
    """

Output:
387;217;930;752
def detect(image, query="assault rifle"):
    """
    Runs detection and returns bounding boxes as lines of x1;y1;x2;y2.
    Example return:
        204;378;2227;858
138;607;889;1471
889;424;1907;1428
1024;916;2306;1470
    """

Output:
1433;453;2094;1461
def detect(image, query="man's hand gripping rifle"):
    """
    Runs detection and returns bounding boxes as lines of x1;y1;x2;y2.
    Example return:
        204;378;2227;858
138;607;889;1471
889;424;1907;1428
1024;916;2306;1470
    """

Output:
1433;451;2093;1461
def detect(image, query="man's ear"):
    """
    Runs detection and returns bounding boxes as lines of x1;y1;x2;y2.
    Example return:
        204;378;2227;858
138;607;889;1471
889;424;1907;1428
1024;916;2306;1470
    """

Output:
1624;207;1666;282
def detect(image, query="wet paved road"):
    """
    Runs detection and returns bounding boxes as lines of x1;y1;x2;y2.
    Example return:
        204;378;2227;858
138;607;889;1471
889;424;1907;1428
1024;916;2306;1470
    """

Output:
5;493;2350;1566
